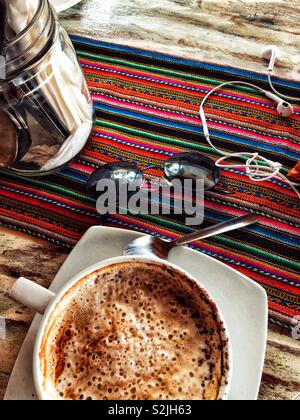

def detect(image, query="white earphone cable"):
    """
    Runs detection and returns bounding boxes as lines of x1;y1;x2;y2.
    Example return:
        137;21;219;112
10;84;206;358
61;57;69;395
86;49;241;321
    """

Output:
268;72;300;103
292;392;300;401
199;81;300;199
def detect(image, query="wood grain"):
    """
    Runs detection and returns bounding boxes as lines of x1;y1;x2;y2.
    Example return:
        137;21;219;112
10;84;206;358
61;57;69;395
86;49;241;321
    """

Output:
0;0;300;401
60;0;300;79
0;228;68;400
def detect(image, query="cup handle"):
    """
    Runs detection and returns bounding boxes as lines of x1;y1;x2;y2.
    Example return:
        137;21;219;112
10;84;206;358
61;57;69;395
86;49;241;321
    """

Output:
10;277;56;315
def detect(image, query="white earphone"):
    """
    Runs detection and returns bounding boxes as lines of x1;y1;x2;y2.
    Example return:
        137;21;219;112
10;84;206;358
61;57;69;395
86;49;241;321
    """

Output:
199;47;300;199
263;45;300;104
263;45;279;72
264;90;293;118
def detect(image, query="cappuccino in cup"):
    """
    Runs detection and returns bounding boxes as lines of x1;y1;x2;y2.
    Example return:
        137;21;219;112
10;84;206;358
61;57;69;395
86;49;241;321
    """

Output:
38;260;230;400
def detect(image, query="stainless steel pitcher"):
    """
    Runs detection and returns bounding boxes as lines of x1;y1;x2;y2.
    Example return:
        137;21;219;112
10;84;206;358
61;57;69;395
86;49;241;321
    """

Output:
0;0;93;176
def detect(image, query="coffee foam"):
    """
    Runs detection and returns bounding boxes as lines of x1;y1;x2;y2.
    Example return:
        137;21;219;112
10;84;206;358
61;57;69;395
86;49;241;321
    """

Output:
40;261;227;400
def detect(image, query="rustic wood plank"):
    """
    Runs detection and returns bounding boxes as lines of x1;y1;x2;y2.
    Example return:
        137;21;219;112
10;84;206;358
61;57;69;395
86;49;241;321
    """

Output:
0;228;68;400
60;0;300;79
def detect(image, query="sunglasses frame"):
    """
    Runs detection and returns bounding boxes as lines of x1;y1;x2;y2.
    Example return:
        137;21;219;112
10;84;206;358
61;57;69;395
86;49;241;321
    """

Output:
86;152;238;199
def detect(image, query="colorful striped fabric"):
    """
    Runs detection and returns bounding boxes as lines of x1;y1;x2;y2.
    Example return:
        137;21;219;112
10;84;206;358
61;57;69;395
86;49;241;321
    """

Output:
0;36;299;331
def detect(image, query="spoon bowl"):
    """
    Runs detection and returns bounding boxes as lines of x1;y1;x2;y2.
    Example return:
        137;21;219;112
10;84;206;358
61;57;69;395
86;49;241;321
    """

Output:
124;214;258;259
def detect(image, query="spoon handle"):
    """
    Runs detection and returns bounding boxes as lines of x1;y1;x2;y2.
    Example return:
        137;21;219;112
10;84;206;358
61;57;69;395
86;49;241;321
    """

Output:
174;214;258;247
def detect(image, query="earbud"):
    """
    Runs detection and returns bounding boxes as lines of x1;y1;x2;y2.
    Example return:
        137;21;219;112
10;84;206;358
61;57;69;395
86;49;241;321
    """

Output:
264;90;294;117
277;101;294;117
262;46;279;72
262;45;299;104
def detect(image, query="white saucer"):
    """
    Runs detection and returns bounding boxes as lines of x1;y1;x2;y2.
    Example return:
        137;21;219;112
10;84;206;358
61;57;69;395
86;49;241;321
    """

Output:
50;0;82;13
4;226;268;400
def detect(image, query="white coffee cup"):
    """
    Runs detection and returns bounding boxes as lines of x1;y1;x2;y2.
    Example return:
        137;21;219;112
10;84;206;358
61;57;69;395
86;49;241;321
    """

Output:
10;256;232;400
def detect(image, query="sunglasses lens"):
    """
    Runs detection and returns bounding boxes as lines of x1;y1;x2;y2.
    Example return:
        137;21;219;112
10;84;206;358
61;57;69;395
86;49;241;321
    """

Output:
164;152;221;190
87;162;144;198
0;108;18;167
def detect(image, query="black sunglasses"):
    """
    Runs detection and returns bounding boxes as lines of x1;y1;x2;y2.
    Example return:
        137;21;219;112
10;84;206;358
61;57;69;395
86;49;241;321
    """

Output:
87;152;234;199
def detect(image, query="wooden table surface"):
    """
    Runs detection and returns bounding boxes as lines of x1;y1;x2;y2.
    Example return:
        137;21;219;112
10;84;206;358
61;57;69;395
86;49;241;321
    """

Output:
1;0;300;401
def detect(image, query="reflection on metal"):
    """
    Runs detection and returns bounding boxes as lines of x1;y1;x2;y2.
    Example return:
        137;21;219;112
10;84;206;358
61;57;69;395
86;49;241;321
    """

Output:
0;55;5;79
0;317;6;341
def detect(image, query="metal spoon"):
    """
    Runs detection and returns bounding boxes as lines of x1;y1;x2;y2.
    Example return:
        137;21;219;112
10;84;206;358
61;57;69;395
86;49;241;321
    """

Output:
124;214;258;259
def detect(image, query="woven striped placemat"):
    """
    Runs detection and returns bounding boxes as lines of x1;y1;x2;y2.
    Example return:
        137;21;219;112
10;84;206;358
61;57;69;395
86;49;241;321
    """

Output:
0;36;299;331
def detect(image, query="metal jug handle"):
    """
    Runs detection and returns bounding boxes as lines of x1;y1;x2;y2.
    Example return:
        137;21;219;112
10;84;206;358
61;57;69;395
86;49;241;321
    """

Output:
0;96;31;166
